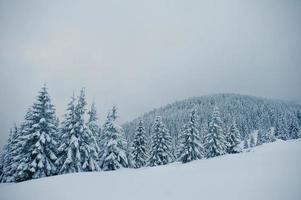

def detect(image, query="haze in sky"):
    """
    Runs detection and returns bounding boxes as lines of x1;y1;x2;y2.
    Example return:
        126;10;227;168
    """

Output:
0;0;300;147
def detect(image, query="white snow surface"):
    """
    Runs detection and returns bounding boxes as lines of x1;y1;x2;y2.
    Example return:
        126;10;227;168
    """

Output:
1;139;301;200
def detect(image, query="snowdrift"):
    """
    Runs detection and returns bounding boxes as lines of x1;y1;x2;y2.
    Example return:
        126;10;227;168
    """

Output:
1;139;300;200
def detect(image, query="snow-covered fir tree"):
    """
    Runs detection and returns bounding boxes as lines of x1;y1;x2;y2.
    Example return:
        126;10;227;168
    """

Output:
256;129;263;146
249;134;256;148
275;117;289;140
243;138;249;149
1;125;21;183
55;93;77;173
148;116;173;166
87;101;101;149
288;119;300;139
0;129;13;183
297;110;301;127
226;120;242;154
0;150;4;182
261;127;276;144
177;110;203;163
131;119;149;168
7;109;34;182
56;89;100;174
13;85;59;181
99;106;128;171
204;106;227;158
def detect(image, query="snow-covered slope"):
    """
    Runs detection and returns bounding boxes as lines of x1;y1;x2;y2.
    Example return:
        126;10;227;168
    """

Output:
1;140;301;200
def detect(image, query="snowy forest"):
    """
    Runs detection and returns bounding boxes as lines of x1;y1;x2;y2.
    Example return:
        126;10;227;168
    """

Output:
0;85;301;183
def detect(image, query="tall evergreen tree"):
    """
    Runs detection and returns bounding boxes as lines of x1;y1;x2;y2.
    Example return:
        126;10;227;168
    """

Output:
256;129;264;146
1;125;22;182
131;120;149;168
148;116;173;166
99;106;128;171
204;106;227;158
0;129;13;182
0;149;4;182
243;138;249;149
8;109;34;182
178;110;203;163
14;85;59;181
288;119;300;140
275;117;289;140
226;120;242;154
87;101;101;149
56;89;100;174
261;127;276;143
249;134;256;148
55;93;78;173
297;110;301;127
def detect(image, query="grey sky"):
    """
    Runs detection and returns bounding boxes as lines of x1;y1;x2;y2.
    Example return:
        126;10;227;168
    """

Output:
0;0;300;147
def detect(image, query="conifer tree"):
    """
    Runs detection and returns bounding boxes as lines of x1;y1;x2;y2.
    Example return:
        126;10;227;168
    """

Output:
14;85;59;181
226;120;242;154
256;129;264;146
275;117;288;140
249;134;256;148
204;106;227;158
243;138;249;149
99;106;128;171
288;119;300;140
11;109;34;182
0;150;4;182
1;125;22;182
87;101;101;149
178;110;203;163
0;129;13;182
56;89;100;174
131;120;149;168
148;116;173;166
261;127;276;143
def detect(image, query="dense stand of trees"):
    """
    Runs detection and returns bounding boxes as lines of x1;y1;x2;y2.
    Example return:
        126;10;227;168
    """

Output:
0;86;300;183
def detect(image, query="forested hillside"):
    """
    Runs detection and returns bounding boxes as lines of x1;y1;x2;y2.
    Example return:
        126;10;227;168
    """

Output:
123;94;301;150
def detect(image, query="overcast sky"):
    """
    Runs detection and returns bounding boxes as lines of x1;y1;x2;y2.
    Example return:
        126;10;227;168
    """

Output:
0;0;300;147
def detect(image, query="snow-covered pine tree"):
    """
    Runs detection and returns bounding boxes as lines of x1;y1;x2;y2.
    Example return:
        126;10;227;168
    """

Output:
73;89;100;172
261;127;276;143
8;109;34;182
288;119;300;140
1;125;22;183
0;149;4;182
204;106;227;158
87;100;101;150
200;123;208;145
249;134;256;148
14;85;59;181
226;120;242;154
256;129;264;146
55;93;78;173
148;116;173;166
297;110;301;127
243;138;249;149
178;110;203;163
99;106;128;171
0;129;13;183
275;117;289;140
56;89;100;174
269;128;277;142
131;119;149;168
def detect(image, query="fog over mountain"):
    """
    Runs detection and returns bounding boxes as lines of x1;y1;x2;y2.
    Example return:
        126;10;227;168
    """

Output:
0;0;300;148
